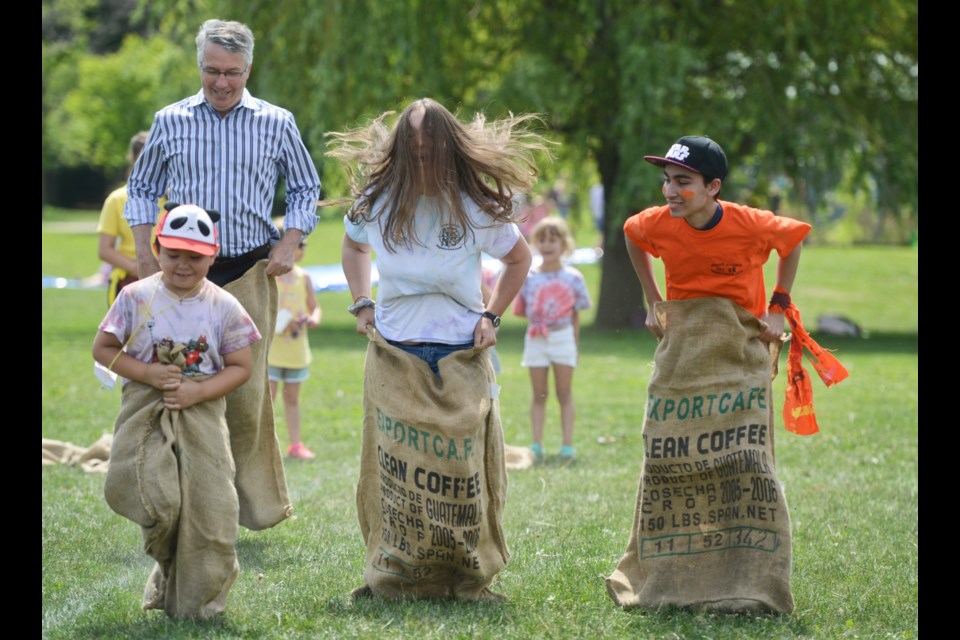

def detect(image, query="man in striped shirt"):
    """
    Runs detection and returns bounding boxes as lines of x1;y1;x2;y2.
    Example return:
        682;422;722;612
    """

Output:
124;19;321;530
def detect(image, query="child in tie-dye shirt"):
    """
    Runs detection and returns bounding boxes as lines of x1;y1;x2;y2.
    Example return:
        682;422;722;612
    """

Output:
514;217;591;463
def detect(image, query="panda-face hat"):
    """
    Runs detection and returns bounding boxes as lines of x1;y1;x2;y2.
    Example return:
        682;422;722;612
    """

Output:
155;203;221;257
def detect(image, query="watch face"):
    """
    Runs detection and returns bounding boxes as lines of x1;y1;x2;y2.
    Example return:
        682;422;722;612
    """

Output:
485;312;500;327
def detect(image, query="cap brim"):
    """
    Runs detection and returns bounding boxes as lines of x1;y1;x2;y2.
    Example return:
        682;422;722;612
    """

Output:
157;236;218;256
643;155;703;175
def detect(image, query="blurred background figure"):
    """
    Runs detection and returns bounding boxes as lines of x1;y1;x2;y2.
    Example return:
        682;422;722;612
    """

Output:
95;131;151;306
589;182;605;247
269;238;322;460
548;177;572;219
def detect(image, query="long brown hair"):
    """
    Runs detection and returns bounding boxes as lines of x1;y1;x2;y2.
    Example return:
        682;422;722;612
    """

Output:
324;98;552;252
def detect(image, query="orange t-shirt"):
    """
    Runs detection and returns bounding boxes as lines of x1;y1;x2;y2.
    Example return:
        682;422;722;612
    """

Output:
624;201;810;318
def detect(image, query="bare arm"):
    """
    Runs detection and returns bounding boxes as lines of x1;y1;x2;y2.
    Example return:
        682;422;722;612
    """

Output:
626;236;664;338
476;236;532;348
132;224;160;279
341;233;376;334
775;242;802;295
98;234;138;274
760;243;803;342
162;346;253;411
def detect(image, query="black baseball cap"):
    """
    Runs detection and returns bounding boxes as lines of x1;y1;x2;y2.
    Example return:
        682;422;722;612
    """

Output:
644;136;728;180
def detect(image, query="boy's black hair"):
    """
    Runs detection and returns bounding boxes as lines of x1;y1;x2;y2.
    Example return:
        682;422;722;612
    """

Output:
702;173;723;197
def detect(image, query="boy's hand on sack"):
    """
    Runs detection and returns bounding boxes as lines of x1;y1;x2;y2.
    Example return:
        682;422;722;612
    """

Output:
163;377;205;411
646;312;664;340
145;363;185;392
759;311;786;343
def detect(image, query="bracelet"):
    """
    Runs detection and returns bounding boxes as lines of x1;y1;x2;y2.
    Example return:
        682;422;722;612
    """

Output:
348;297;375;317
768;287;791;314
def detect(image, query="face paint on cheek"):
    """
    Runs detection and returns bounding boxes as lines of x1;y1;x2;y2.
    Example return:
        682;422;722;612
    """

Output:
678;189;696;199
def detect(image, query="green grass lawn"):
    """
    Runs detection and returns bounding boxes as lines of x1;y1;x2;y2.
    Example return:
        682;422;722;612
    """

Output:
42;212;917;639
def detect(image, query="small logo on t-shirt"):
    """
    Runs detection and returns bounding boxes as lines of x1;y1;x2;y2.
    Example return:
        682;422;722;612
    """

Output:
666;144;691;161
437;224;465;250
710;262;743;276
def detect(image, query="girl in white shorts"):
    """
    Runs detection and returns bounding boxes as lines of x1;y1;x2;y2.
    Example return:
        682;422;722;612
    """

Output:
514;217;591;462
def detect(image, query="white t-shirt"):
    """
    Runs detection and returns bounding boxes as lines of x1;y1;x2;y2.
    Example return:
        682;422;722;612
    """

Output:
345;194;521;344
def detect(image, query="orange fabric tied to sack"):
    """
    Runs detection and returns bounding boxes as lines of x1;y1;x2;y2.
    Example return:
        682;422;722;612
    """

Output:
781;302;849;435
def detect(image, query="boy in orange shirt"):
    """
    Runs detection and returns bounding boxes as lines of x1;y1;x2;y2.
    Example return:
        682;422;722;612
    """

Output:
624;135;809;339
609;137;822;614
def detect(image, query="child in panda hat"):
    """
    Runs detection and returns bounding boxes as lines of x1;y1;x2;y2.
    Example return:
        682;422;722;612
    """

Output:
93;203;262;618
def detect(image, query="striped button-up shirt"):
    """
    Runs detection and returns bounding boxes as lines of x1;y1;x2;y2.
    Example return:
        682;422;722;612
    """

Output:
126;90;321;258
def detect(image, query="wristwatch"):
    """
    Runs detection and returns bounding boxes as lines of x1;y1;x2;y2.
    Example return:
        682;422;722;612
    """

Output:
348;297;376;317
481;311;501;328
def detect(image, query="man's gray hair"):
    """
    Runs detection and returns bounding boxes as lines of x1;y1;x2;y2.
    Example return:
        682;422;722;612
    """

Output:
196;20;255;67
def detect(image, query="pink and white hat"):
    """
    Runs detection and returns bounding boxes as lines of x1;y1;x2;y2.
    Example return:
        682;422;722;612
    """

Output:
155;203;220;257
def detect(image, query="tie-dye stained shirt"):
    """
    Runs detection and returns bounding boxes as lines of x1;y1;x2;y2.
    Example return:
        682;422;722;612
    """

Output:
99;273;261;381
514;266;591;338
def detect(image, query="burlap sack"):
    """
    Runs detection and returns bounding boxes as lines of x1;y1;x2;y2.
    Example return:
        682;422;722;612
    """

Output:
41;434;112;473
223;261;292;530
504;444;535;471
606;298;794;613
104;381;239;618
354;329;509;600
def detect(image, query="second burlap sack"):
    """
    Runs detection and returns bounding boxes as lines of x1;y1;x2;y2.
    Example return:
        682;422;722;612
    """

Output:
606;298;794;613
354;328;509;600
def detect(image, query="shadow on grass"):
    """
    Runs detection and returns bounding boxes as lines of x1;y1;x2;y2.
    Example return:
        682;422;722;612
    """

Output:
235;537;278;573
327;591;514;626
72;615;240;640
613;605;809;637
327;594;812;639
66;597;812;640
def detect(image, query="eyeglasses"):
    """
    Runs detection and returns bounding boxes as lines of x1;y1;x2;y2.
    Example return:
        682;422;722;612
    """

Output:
200;65;248;79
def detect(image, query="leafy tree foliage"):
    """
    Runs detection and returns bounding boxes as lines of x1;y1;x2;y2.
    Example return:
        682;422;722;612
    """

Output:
46;34;196;175
42;0;196;200
218;0;916;326
487;0;918;325
43;1;917;326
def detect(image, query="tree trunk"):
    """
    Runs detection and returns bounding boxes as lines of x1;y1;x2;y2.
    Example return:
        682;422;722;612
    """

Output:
594;222;647;330
593;147;647;331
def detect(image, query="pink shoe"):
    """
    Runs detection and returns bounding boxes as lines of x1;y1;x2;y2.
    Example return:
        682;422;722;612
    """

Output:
287;442;316;460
